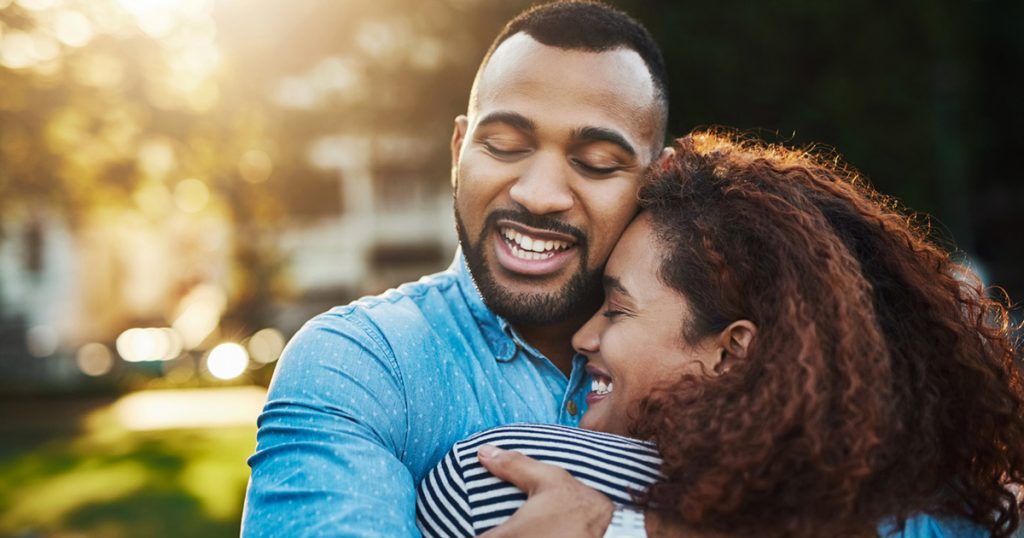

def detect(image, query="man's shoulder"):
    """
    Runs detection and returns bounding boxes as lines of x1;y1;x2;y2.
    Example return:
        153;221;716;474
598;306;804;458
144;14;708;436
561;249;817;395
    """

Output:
336;266;465;318
299;266;476;348
271;267;478;390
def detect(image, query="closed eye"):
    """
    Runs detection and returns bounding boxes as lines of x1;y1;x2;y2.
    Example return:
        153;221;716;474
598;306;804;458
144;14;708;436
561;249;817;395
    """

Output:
572;158;620;176
601;309;626;319
483;142;529;158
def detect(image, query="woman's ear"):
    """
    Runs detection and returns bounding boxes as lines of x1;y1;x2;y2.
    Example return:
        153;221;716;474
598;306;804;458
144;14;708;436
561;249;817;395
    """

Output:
713;320;757;373
722;320;757;358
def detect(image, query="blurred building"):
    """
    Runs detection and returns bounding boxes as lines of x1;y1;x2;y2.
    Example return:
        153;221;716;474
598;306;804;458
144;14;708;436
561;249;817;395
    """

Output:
0;131;458;392
0;207;235;392
0;213;80;390
276;133;457;331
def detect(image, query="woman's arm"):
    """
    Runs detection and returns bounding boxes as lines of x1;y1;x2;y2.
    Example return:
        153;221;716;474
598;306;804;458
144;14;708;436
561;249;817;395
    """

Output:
417;445;474;537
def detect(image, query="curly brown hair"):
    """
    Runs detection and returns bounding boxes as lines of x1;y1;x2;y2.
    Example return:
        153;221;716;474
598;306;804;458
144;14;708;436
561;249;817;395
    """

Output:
632;130;1024;537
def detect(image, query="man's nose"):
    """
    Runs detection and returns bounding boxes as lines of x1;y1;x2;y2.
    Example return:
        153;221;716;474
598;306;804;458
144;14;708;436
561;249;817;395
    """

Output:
508;152;574;215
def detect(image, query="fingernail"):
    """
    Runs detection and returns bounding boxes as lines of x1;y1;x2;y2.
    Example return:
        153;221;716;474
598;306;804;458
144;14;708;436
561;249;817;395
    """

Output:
478;444;504;459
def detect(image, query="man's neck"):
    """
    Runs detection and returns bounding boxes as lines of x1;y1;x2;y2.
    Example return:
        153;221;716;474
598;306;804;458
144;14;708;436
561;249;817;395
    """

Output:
513;313;590;377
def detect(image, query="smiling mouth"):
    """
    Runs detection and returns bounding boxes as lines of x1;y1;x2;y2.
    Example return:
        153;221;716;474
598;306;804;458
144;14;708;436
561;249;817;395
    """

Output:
499;226;574;260
590;373;613;395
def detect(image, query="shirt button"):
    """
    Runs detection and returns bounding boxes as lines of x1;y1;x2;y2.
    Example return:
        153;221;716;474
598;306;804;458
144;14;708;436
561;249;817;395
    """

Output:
566;401;578;416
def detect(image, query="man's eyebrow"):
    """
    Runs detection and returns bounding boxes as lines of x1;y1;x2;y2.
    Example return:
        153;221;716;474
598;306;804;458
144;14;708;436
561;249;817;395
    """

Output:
476;111;536;133
603;275;631;297
573;126;637;158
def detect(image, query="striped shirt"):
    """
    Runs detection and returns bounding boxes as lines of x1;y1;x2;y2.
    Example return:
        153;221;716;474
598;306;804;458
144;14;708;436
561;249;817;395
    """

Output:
415;423;663;537
416;425;986;538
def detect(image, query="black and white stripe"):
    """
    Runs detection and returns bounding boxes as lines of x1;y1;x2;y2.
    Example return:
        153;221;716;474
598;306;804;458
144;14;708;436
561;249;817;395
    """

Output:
416;423;663;537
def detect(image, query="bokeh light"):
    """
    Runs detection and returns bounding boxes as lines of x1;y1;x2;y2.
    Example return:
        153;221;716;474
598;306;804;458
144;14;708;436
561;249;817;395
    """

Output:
0;31;44;69
54;11;94;48
247;328;285;364
76;342;114;376
172;284;227;349
26;325;60;358
207;342;248;380
174;178;210;213
137;139;176;179
115;327;183;362
238;150;273;184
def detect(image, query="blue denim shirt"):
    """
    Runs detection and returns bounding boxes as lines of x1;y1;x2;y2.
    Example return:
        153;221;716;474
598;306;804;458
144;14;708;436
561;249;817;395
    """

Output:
242;253;983;538
242;253;591;537
881;515;990;538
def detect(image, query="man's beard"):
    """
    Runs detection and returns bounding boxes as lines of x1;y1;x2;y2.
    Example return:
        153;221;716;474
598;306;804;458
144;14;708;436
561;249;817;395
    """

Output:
454;205;603;327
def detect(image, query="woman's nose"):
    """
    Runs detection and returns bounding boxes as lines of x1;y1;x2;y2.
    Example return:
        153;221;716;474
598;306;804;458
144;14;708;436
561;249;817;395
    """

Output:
571;313;602;356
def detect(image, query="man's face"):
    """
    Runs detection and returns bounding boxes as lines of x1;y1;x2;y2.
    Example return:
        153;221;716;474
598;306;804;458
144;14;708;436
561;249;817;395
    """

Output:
452;33;663;326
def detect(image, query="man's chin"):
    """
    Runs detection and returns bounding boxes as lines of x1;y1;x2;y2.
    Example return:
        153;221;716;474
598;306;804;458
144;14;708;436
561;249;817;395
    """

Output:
489;259;575;287
478;275;578;326
458;217;600;325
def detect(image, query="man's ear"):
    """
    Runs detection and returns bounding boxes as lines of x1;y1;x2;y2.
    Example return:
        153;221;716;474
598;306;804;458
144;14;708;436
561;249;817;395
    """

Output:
651;145;675;172
658;145;675;162
714;320;757;373
450;115;468;187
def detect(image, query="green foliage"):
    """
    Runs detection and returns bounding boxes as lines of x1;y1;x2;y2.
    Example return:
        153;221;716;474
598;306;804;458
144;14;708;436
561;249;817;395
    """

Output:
0;420;254;537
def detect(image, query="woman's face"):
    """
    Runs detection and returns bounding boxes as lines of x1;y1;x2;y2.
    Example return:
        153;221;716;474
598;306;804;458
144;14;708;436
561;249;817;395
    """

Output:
574;213;722;437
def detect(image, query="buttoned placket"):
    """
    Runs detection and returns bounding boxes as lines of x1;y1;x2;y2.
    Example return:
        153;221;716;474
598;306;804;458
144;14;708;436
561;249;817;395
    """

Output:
496;317;589;427
453;251;589;427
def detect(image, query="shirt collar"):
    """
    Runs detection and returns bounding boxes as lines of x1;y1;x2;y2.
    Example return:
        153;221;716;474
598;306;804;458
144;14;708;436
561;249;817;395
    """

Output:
451;250;542;363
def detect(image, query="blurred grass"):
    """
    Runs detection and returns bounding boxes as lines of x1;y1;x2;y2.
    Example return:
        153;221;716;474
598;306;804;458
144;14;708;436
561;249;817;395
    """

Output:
0;396;255;538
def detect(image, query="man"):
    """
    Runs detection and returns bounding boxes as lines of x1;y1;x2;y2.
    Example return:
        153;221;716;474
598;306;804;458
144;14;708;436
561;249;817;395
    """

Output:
242;2;670;536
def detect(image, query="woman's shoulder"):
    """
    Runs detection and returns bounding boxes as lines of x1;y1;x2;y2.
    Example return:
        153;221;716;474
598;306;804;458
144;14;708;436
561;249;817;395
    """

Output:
440;423;663;509
453;423;660;457
446;423;664;489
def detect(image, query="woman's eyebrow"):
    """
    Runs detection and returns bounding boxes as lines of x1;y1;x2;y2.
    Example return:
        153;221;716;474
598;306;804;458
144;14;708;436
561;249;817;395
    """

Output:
603;275;632;298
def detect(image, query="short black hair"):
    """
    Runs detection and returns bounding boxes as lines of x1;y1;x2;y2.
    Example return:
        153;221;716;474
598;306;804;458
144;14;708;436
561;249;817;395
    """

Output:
481;1;668;131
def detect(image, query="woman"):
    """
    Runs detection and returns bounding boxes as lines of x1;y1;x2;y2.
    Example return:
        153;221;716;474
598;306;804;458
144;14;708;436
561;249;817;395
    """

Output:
417;131;1024;537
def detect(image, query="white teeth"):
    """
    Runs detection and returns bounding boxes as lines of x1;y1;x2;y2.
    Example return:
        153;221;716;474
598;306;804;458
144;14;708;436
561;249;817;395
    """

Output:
500;227;573;256
510;246;554;261
590;378;613;395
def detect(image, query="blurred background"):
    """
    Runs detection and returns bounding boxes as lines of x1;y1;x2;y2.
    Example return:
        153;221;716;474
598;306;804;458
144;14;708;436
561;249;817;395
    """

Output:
0;0;1020;536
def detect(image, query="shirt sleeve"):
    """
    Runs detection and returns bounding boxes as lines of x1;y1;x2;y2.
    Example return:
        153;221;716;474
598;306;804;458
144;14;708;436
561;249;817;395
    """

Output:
241;313;418;537
416;442;474;537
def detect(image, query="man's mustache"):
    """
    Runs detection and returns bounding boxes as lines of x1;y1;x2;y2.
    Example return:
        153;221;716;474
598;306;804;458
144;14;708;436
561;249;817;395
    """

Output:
483;208;586;245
